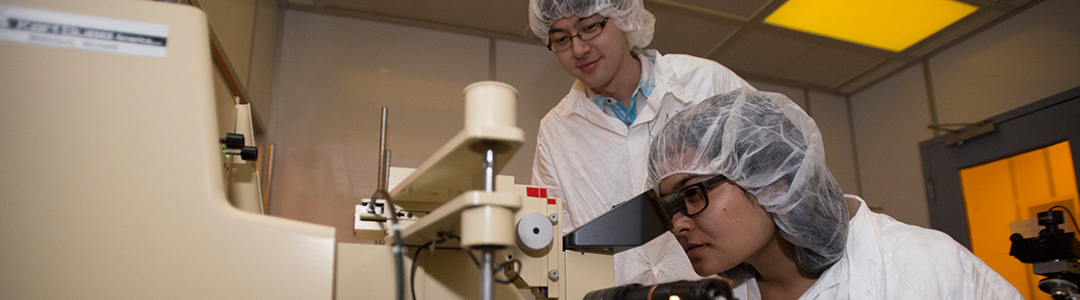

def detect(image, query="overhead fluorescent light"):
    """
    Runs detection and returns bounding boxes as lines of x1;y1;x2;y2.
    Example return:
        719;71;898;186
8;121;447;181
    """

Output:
764;0;978;52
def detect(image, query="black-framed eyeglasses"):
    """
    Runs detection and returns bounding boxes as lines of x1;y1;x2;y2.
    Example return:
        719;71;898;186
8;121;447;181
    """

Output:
660;174;728;218
547;18;608;52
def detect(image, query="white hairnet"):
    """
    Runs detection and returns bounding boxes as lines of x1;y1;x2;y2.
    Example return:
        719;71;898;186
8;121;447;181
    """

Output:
528;0;655;48
647;87;848;273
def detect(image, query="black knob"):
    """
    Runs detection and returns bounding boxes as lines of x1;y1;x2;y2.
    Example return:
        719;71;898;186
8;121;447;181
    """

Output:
240;146;258;161
220;133;245;149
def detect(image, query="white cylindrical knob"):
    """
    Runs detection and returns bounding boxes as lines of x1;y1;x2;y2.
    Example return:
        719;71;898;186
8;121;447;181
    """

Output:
517;213;554;251
463;81;517;131
461;205;515;248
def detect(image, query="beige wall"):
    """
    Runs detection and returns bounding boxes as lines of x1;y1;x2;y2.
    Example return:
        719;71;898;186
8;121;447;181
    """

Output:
266;9;861;242
247;0;281;122
808;91;860;197
266;10;573;242
746;80;861;196
265;0;1080;241
850;0;1080;227
494;40;577;183
851;64;935;226
198;0;279;125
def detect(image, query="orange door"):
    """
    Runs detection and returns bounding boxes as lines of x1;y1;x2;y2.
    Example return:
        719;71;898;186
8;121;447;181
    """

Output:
960;141;1078;300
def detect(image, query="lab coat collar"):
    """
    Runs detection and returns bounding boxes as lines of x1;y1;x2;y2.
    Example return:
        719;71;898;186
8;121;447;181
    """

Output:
555;49;692;135
799;195;875;298
638;49;690;122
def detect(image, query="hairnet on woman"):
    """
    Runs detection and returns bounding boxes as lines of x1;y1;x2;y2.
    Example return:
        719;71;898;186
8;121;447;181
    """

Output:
646;88;1023;299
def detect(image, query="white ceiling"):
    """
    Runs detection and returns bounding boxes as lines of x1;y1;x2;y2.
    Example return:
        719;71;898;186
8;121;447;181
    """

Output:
284;0;1042;96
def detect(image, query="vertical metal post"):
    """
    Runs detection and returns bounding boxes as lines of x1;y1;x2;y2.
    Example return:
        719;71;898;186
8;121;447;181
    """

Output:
382;149;391;190
377;107;389;192
481;249;494;300
483;148;495;192
480;146;496;300
367;107;389;215
262;143;275;215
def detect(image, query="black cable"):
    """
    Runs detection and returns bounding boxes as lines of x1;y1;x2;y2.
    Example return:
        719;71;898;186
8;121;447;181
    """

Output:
410;241;433;300
411;234;454;300
464;248;523;284
1049;205;1080;234
372;189;404;300
493;259;523;284
466;249;481;267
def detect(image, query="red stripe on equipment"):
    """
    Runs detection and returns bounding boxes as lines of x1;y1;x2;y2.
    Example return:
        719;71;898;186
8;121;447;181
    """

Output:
539;188;547;198
527;187;539;198
548;198;556;205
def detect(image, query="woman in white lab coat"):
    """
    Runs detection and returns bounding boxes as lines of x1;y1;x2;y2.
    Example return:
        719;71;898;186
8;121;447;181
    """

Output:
646;88;1024;299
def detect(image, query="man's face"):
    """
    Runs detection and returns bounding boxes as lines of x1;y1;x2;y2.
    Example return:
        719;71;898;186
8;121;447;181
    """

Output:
548;14;630;89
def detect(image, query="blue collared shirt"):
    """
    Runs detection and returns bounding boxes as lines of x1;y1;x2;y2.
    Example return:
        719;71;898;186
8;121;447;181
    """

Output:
590;51;656;129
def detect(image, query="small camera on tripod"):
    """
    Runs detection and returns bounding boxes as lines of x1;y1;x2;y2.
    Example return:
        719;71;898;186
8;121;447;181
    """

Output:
1010;209;1080;300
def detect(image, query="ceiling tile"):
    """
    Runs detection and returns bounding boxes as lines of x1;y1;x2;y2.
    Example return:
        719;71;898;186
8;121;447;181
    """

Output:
710;29;815;76
668;0;774;18
650;6;738;56
905;7;1007;58
427;0;529;36
324;0;527;36
774;44;887;88
300;0;1034;96
322;0;427;19
837;57;915;94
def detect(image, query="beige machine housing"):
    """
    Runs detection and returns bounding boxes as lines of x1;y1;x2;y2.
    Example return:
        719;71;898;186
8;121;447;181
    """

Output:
350;169;615;300
0;1;613;299
0;0;335;299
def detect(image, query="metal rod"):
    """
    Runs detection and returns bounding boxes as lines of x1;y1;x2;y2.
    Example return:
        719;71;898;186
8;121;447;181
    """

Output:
368;107;389;214
483;148;495;192
382;149;391;190
377;107;388;192
481;249;494;300
262;143;275;215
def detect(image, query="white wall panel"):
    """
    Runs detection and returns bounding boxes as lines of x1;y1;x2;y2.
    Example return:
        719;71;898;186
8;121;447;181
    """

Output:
929;0;1080;125
269;10;490;242
747;80;808;112
494;40;575;184
200;0;257;87
851;64;934;227
809;91;859;196
246;0;281;123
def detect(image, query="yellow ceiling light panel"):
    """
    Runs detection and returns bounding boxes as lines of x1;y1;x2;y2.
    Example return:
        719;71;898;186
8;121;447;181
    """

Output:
764;0;978;52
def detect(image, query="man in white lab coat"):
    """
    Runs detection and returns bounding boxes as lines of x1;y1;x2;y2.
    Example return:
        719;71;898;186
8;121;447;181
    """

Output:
527;0;754;285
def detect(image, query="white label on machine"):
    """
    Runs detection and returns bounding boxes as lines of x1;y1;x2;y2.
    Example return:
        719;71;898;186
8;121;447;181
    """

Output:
0;4;169;58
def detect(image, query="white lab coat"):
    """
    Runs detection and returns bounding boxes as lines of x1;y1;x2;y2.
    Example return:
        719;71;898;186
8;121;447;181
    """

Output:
532;49;752;285
732;196;1025;300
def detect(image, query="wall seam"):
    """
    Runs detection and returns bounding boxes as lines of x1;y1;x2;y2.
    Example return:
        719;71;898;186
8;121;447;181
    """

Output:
847;95;864;195
803;89;812;117
246;1;260;88
923;60;943;137
489;38;496;80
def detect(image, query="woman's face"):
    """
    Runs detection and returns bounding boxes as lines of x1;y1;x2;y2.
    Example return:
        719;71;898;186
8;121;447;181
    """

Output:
659;173;776;276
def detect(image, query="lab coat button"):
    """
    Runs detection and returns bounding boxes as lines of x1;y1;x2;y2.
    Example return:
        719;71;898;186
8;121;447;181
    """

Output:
868;258;875;264
865;288;874;295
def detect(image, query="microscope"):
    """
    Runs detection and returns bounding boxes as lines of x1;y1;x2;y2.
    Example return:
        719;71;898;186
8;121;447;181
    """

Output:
1010;209;1080;300
565;190;737;300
